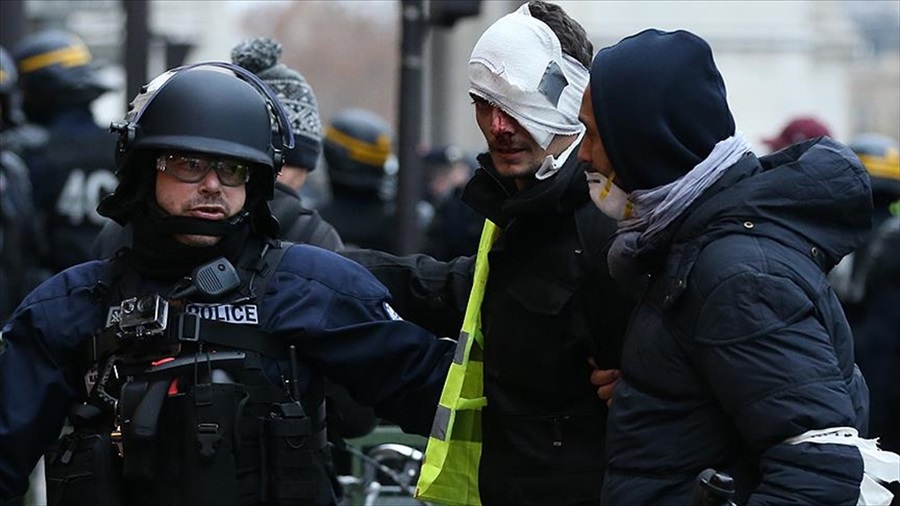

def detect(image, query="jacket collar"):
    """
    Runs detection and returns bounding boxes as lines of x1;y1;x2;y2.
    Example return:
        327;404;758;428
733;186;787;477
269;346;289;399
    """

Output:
460;144;590;228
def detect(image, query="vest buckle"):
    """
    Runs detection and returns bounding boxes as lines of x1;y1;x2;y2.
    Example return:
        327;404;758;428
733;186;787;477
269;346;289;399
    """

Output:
196;422;220;458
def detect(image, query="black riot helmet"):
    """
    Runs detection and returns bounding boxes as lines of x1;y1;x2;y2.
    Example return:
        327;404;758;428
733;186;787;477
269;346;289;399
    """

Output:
849;133;900;200
98;62;294;238
323;108;393;192
11;30;111;121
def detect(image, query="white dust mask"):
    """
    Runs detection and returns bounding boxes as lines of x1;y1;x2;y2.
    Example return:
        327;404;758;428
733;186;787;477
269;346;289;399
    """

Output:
586;171;634;221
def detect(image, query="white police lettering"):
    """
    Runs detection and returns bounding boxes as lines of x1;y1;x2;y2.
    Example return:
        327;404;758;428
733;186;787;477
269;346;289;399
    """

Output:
107;306;122;327
184;303;259;325
383;302;403;321
56;168;118;225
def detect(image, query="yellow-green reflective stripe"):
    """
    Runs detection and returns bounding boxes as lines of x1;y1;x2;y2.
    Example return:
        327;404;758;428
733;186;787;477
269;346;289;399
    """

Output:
431;404;450;441
18;44;91;73
429;398;485;443
454;331;469;364
455;330;484;365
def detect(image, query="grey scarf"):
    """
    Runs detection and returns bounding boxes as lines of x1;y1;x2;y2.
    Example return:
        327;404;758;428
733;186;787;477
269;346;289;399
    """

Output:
608;132;752;282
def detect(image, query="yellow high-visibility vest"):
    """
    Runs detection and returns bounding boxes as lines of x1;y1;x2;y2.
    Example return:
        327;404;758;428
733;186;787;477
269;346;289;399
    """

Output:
415;219;500;506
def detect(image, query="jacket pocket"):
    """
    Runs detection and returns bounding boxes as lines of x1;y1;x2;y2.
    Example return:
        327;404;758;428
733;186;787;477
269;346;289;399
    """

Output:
506;271;574;315
488;273;579;393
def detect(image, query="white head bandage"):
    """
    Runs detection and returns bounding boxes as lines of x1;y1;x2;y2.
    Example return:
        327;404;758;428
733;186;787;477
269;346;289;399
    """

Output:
468;3;589;152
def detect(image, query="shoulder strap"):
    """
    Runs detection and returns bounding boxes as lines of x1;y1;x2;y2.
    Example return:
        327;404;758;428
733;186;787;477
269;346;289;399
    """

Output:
90;248;141;305
292;212;323;245
244;239;292;303
175;314;287;359
176;241;291;359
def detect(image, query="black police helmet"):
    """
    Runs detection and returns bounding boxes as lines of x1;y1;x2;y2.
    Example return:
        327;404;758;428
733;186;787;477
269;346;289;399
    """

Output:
11;30;110;107
323;108;393;192
99;64;293;238
849;133;900;200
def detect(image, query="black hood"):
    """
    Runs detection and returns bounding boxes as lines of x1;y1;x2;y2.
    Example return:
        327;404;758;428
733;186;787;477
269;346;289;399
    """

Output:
589;29;735;192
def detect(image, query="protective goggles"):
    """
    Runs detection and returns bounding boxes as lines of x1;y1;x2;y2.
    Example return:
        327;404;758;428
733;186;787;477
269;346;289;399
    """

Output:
156;153;251;187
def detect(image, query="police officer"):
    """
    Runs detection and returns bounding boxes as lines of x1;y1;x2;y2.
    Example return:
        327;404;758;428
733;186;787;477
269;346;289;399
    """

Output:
0;63;453;506
828;133;900;321
11;30;118;272
92;37;345;257
838;135;900;478
420;145;481;260
320;109;405;253
0;45;48;323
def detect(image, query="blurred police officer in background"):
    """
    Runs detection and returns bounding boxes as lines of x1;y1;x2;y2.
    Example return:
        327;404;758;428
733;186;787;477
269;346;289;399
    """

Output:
11;30;118;273
0;62;454;506
834;134;900;494
829;133;900;314
420;144;482;260
320;109;419;253
0;45;48;324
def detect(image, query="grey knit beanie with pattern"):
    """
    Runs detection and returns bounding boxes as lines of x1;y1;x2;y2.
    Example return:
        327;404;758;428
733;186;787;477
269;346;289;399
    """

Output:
231;37;322;171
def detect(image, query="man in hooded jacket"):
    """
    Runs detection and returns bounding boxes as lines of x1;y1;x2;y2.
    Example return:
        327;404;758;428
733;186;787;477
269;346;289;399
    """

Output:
578;28;898;505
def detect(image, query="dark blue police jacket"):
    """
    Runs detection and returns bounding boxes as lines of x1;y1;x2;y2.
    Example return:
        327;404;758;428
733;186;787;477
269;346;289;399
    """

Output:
0;243;454;500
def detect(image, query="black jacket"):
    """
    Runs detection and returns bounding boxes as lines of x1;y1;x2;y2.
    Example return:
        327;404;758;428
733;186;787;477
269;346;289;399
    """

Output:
343;146;632;506
270;181;344;251
21;107;118;272
0;150;49;323
320;185;397;253
602;138;872;505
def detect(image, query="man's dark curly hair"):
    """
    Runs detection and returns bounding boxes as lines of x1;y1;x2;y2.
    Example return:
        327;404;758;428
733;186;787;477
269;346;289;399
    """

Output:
527;1;593;68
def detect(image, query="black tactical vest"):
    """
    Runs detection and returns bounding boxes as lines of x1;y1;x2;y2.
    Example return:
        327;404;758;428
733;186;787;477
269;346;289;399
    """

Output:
44;241;335;506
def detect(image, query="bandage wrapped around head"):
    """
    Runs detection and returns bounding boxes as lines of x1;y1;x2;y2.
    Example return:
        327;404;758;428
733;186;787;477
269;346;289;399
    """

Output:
468;3;588;151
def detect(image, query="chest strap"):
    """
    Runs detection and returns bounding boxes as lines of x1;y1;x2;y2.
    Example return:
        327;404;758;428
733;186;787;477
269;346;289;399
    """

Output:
176;313;287;360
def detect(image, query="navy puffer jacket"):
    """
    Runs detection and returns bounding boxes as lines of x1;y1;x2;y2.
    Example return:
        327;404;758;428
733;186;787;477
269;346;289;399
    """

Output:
602;137;872;505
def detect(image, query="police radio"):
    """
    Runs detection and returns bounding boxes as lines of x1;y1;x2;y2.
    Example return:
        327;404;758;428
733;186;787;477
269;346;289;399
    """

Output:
115;256;241;347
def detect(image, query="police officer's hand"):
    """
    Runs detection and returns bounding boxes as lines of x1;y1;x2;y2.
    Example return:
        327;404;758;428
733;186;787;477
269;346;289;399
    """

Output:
587;358;620;407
